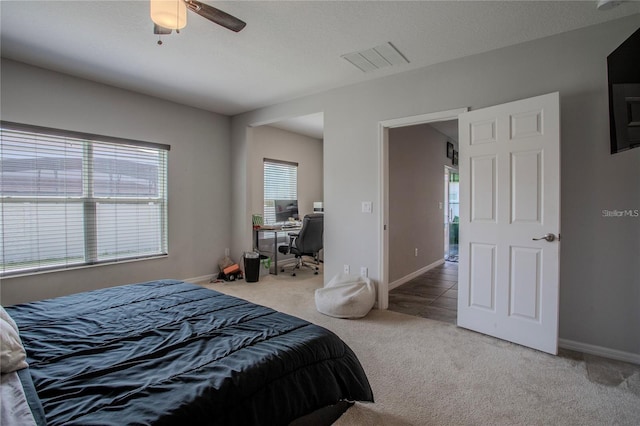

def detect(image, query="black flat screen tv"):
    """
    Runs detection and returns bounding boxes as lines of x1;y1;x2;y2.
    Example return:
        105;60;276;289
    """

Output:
607;27;640;154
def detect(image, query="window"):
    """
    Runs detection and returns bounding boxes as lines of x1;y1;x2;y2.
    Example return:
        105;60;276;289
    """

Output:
263;159;297;225
0;122;169;276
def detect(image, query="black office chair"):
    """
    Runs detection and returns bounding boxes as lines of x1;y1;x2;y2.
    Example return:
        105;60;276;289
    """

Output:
278;213;323;276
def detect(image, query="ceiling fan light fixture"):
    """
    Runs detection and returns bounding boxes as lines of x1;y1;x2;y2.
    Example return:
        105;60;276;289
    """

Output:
150;0;187;30
596;0;623;10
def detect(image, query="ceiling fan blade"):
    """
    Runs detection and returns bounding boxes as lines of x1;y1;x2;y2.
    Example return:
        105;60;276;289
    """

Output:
154;24;173;35
184;0;246;32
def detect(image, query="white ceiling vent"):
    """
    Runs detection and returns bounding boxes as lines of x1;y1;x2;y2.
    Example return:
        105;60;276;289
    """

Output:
342;42;409;73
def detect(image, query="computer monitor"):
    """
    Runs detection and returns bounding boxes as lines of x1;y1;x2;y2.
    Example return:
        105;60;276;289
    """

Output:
274;200;299;223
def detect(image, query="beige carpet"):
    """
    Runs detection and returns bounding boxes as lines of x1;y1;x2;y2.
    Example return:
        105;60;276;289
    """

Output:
202;273;640;425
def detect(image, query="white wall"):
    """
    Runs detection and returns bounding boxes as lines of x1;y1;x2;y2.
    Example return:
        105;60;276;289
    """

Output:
1;59;231;304
248;125;323;229
231;15;640;357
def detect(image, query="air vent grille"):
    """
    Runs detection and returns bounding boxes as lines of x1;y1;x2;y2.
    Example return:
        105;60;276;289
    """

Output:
342;42;409;73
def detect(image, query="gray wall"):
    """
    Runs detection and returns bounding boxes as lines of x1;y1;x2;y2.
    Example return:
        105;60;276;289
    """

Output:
0;59;231;305
231;16;640;357
248;125;323;227
388;124;455;282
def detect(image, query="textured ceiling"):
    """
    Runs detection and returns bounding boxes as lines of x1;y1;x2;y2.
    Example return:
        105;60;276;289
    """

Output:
1;0;639;123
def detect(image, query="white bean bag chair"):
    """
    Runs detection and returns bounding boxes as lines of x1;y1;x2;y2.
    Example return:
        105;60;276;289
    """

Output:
315;273;376;319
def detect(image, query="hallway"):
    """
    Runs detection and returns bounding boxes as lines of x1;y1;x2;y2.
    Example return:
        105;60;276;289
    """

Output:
388;262;458;324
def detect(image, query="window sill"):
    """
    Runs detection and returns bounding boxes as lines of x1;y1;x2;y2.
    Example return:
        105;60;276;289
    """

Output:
1;254;169;280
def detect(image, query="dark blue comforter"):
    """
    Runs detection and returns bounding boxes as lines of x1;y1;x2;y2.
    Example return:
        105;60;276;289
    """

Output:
6;280;373;425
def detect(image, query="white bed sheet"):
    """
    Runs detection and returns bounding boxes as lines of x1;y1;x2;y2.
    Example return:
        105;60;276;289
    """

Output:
1;371;37;426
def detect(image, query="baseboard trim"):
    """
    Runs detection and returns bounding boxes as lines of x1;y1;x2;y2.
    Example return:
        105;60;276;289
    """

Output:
388;259;446;291
183;274;215;285
559;338;640;365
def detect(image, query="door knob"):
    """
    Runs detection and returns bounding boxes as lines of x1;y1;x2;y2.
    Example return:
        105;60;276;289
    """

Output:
532;233;556;242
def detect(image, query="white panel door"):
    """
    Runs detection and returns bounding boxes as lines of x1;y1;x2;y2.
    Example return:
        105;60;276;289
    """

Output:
458;92;560;355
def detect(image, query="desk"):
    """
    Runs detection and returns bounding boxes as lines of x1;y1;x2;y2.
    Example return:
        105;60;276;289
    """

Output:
253;226;301;275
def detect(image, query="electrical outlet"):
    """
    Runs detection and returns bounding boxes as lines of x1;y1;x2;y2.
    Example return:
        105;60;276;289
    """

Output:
360;267;368;277
415;248;418;257
344;264;350;274
361;201;372;214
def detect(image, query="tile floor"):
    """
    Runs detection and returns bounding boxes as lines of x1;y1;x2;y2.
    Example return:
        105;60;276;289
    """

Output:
388;261;458;324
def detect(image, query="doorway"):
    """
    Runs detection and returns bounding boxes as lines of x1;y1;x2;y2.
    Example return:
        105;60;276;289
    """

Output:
444;167;459;262
385;120;461;324
378;108;466;310
382;93;561;355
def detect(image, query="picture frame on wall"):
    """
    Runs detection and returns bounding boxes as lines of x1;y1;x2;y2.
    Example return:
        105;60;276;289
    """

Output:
446;141;454;159
452;150;458;166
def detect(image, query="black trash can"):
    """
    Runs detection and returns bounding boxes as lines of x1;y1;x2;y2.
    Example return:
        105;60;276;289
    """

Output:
244;252;260;283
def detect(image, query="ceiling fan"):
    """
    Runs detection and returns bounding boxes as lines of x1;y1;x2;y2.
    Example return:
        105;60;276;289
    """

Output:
151;0;246;35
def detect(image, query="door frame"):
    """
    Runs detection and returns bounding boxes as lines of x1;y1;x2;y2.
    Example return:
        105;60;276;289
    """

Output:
444;165;459;261
378;108;467;309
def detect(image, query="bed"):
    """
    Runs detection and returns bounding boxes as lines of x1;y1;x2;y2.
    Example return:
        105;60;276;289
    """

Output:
3;279;373;425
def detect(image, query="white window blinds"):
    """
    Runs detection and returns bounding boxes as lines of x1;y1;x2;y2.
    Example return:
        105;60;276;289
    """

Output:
0;122;169;276
263;159;297;225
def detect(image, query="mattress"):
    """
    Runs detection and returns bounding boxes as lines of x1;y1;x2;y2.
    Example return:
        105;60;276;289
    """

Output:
6;279;373;425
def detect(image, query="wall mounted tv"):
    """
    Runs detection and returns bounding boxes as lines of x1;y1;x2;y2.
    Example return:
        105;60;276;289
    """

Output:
607;27;640;154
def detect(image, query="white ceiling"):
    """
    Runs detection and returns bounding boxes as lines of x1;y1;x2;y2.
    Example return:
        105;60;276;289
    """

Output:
1;0;639;138
268;112;324;140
